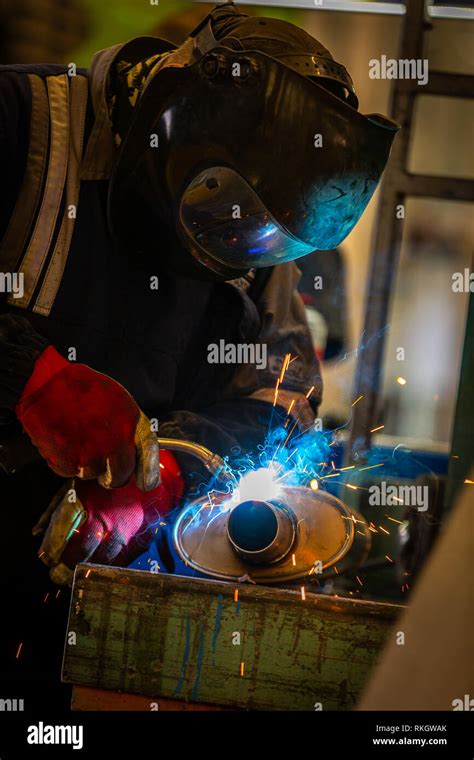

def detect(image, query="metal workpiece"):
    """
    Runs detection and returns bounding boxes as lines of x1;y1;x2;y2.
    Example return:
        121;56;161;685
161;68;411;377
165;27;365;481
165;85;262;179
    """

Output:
227;499;297;565
173;485;371;583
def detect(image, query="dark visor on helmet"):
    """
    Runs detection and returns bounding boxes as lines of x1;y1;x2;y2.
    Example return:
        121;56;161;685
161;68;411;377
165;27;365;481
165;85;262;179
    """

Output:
180;166;314;271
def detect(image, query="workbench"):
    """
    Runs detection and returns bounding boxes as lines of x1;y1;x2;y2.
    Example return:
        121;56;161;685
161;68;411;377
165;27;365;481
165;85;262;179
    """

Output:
63;564;404;711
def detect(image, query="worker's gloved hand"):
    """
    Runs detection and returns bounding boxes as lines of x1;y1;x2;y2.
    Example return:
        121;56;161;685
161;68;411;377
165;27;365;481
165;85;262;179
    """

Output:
33;450;184;585
15;345;160;490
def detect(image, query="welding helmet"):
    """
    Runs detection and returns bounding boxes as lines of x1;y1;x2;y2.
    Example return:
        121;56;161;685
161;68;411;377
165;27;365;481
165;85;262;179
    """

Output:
109;2;399;279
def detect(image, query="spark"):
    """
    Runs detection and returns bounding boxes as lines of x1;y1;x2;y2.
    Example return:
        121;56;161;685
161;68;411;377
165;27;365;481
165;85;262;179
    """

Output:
396;376;407;386
370;425;384;433
464;479;474;485
340;465;355;471
273;378;280;407
386;516;403;524
274;469;294;485
56;590;61;599
385;555;394;563
85;569;91;578
240;662;245;677
234;589;239;603
309;479;319;491
352;515;364;524
305;385;315;399
43;593;49;603
379;526;390;535
352;395;364;407
291;553;296;566
356;576;363;586
345;483;358;490
287;399;295;416
279;353;291;383
274;354;292;406
359;463;384;471
16;642;23;659
301;586;306;601
282;420;299;448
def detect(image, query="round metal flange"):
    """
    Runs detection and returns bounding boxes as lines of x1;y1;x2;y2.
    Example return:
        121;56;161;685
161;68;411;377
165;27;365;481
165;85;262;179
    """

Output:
227;499;297;565
173;486;370;584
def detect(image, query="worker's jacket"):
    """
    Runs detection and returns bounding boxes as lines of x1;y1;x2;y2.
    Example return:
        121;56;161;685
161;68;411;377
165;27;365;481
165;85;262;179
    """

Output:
0;37;322;481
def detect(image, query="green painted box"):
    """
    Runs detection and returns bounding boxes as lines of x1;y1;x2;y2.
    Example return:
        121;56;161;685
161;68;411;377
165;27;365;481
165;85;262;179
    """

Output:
62;564;403;711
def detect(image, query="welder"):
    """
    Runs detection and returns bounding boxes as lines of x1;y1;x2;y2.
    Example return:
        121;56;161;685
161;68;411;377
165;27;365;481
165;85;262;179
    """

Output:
0;1;397;611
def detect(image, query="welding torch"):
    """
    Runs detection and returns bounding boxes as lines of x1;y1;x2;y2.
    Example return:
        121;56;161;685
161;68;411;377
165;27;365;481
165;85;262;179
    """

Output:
157;437;237;488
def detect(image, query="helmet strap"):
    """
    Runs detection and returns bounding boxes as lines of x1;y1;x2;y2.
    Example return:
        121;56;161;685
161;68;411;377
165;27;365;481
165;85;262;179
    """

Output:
189;2;244;61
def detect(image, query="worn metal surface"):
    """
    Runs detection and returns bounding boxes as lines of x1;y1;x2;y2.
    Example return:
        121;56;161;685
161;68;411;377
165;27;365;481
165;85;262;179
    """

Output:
63;564;403;711
72;685;233;711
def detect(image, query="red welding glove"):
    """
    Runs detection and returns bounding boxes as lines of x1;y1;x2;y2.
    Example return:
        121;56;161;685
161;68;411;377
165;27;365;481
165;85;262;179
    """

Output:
16;345;160;490
33;450;184;585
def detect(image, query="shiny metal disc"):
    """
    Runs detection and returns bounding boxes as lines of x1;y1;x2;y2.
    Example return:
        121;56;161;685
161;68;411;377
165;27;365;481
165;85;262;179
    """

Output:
173;486;367;584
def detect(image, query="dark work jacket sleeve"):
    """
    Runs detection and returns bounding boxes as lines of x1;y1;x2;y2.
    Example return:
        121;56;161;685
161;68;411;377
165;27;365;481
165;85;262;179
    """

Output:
0;314;49;409
0;70;29;241
159;262;323;486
